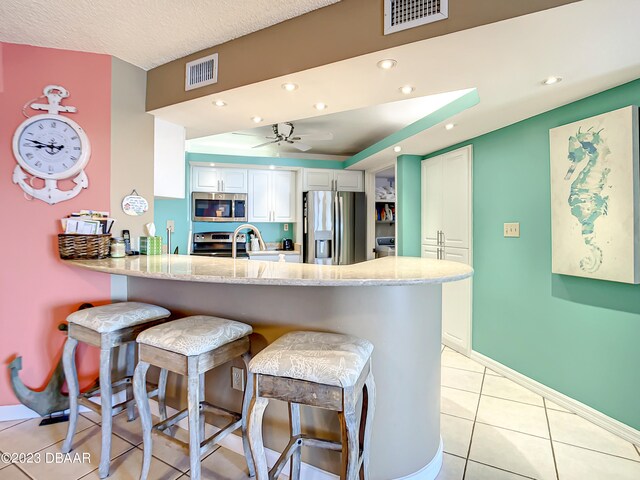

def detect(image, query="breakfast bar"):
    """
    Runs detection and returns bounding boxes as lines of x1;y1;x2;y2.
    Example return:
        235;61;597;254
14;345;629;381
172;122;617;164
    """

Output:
64;255;472;480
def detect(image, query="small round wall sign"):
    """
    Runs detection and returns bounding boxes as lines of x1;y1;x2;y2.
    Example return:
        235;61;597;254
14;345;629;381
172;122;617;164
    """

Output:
122;190;148;216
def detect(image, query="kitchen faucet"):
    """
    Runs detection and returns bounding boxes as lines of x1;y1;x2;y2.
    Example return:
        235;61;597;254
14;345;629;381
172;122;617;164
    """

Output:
232;224;266;258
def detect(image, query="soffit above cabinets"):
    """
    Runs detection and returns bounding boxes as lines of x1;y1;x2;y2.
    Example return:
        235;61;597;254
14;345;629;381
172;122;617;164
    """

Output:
162;0;640;171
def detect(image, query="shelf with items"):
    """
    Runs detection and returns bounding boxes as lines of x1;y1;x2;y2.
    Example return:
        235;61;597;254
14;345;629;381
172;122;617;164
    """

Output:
374;202;395;223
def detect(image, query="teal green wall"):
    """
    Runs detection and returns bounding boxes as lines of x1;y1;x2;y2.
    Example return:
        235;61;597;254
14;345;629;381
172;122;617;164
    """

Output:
424;78;640;430
154;153;344;254
396;155;422;257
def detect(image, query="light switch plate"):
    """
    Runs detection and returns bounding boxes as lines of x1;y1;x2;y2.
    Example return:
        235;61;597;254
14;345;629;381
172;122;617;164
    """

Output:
166;220;175;232
284;224;289;232
504;222;520;238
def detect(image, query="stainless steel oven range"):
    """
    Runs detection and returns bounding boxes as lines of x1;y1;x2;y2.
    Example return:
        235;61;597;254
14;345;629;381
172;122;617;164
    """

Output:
191;232;249;258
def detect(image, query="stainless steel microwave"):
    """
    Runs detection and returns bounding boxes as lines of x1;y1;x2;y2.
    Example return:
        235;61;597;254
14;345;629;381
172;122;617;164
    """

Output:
192;192;247;222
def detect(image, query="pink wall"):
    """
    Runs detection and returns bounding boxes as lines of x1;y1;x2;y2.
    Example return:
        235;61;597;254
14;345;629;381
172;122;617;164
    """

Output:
0;43;112;405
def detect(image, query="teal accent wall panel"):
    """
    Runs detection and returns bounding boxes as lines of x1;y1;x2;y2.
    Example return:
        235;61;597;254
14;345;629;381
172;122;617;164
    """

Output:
396;155;422;257
424;78;640;430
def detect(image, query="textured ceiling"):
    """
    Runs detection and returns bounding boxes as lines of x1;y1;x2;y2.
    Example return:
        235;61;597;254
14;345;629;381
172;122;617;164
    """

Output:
0;0;339;70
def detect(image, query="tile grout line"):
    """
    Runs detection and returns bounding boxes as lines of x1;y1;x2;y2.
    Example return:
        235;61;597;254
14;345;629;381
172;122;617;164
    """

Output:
472;420;551;442
543;397;561;480
441;384;483;396
0;419;30;433
461;365;486;480
12;460;36;480
468;459;537;479
474;392;545;409
635;443;640;459
76;443;138;480
551;439;640;464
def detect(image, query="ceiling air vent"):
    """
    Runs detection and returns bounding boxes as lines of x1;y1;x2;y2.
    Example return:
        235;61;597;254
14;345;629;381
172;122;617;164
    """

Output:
384;0;448;35
185;53;218;91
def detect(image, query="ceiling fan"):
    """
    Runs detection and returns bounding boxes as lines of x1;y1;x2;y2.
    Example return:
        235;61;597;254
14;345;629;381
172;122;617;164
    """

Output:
234;122;333;152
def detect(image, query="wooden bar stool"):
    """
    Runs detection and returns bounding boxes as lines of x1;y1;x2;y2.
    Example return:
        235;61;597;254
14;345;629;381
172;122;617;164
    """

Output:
62;302;171;479
246;331;376;480
133;315;255;480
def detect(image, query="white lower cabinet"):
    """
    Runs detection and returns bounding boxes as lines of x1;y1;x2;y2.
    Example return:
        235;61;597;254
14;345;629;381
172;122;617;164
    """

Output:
422;245;472;354
248;170;296;223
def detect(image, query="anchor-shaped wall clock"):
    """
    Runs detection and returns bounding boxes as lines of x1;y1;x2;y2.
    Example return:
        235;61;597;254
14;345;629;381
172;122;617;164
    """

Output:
12;85;91;204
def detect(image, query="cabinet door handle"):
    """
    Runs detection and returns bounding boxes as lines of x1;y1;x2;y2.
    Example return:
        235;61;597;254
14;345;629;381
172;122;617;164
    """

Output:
221;179;225;191
441;231;445;246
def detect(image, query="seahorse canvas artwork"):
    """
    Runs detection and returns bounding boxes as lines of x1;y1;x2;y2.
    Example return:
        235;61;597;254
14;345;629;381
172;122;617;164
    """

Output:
550;106;640;284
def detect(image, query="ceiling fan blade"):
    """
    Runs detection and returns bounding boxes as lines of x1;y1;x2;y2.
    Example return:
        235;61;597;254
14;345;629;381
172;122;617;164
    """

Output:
232;132;263;137
291;142;312;152
252;140;278;149
293;132;334;141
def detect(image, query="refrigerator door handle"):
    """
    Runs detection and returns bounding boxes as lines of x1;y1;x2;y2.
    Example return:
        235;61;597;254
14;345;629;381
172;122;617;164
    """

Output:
332;194;338;264
338;195;345;264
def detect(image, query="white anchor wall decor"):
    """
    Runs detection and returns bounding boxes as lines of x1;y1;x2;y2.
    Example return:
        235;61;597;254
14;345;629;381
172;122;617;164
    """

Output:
12;85;91;205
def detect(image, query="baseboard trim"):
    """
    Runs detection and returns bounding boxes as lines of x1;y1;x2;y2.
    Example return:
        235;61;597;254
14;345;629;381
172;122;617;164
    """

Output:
393;438;443;479
470;351;640;445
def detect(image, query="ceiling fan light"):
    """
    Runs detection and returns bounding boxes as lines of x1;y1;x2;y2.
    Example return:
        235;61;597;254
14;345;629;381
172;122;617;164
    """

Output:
282;83;298;91
213;99;227;107
445;123;455;130
314;102;328;111
252;116;263;123
393;146;402;153
377;59;397;70
399;85;414;95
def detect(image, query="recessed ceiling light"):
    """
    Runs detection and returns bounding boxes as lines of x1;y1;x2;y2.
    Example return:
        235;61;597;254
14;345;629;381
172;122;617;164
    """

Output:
269;165;276;170
281;83;298;92
399;85;414;95
252;116;263;123
213;99;227;107
393;146;402;153
377;59;397;70
313;102;328;111
209;163;216;167
445;123;455;130
542;76;562;85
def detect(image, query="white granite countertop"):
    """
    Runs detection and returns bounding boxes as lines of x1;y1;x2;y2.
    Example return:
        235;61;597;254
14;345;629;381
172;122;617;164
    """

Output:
64;254;472;287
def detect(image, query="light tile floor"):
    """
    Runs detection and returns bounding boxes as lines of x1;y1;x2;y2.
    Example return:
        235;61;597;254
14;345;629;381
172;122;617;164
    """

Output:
1;347;639;479
438;346;640;480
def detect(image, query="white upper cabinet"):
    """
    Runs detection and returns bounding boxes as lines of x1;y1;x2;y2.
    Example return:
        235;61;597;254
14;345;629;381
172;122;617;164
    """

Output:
192;166;248;193
421;146;471;249
248;169;296;223
154;118;186;198
335;170;363;191
302;168;363;192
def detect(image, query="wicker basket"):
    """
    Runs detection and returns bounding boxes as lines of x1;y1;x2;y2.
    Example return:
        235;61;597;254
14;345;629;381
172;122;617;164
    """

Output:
58;234;112;260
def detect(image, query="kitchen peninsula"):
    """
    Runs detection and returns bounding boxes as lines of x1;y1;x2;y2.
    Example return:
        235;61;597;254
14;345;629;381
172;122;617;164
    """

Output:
65;255;472;479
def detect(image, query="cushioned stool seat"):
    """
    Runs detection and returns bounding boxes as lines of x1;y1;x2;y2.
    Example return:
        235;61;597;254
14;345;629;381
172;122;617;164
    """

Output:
137;315;252;356
246;331;375;480
249;331;373;387
67;302;170;333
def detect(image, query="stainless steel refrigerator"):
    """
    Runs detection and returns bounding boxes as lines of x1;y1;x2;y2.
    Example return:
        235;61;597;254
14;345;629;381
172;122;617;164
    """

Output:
303;191;366;265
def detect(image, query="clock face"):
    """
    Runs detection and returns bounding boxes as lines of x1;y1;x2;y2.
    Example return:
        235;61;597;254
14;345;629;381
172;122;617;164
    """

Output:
12;114;90;180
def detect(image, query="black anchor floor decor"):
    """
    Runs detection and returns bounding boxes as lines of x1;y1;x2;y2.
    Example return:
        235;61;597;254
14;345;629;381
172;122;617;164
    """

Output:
8;303;96;426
